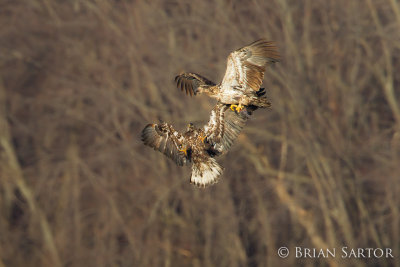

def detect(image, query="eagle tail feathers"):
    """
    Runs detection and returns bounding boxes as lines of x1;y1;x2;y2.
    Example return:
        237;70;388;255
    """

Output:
190;157;223;187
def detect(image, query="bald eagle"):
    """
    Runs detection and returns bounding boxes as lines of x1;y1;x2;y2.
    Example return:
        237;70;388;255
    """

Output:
141;103;255;187
175;39;280;112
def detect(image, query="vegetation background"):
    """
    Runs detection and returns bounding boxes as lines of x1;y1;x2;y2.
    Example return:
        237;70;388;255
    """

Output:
0;0;399;266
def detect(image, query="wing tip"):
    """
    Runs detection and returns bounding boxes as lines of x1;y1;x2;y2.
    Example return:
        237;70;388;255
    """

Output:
141;124;157;144
141;123;189;166
174;73;196;96
248;39;281;62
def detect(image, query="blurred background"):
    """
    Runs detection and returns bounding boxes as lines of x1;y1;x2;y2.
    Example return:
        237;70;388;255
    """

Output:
0;0;399;266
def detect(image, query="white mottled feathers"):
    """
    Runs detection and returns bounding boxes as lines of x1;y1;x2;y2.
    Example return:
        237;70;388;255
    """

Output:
203;102;228;146
214;105;252;153
191;157;222;187
141;103;254;187
141;123;189;166
204;102;252;154
221;39;280;93
143;39;278;187
174;39;279;107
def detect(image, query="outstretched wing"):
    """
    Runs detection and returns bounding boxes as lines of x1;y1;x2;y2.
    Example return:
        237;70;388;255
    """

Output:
216;107;254;153
203;102;228;145
141;123;189;166
221;39;280;93
175;72;216;96
203;102;255;154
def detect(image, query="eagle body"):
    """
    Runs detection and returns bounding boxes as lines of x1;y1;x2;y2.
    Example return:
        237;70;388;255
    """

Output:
216;85;271;107
175;39;279;110
141;103;253;187
141;122;222;187
214;85;242;104
181;125;224;186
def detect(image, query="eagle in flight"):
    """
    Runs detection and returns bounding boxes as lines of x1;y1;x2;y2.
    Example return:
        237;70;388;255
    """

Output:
175;39;280;112
141;103;255;187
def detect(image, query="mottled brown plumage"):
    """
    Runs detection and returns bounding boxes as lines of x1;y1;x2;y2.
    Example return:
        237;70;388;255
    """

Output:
175;39;280;111
141;103;254;187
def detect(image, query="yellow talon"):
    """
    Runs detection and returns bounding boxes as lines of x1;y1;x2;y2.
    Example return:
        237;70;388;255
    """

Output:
200;133;207;143
179;147;187;156
230;103;244;112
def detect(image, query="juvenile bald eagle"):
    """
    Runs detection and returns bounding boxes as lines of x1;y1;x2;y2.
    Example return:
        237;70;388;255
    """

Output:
141;103;254;187
175;39;280;112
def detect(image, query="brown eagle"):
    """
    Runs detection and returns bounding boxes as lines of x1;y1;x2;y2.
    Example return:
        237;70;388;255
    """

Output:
175;39;280;112
141;103;255;187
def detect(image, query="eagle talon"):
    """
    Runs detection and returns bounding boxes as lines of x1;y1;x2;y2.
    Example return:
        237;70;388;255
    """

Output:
236;104;244;112
200;133;207;143
179;148;187;156
230;104;244;113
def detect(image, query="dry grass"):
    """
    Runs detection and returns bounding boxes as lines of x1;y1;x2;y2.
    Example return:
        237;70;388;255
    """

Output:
0;0;399;266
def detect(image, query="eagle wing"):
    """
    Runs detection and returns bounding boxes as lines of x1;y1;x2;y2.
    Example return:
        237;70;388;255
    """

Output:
175;72;216;96
220;39;280;93
203;102;255;154
216;107;254;153
141;123;189;166
203;102;228;145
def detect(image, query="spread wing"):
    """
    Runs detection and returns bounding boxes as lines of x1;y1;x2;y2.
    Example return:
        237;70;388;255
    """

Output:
175;72;216;96
216;107;254;153
141;123;189;166
221;39;280;93
203;102;228;145
203;102;255;154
